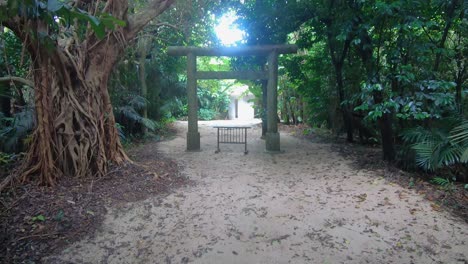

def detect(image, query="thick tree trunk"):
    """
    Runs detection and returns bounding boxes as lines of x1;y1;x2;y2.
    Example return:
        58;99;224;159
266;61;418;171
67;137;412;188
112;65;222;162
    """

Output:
335;66;354;142
21;47;128;184
325;17;354;143
138;37;150;134
0;0;175;187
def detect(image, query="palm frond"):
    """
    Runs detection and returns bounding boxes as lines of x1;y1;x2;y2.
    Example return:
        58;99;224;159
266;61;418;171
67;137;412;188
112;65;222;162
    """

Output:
461;148;468;163
116;106;158;131
128;95;148;110
449;121;468;144
140;118;158;131
437;144;463;167
431;177;450;187
412;142;436;170
0;107;35;152
405;123;465;171
400;126;432;143
449;120;468;163
117;106;142;122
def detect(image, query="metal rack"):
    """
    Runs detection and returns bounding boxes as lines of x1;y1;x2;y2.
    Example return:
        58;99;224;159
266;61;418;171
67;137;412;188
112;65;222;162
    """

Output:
213;126;251;154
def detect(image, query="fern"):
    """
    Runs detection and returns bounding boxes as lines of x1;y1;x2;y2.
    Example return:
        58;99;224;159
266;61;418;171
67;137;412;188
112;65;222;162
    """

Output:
450;121;468;144
449;121;468;163
401;120;467;171
0;107;35;152
401;126;433;143
461;149;468;163
140;118;159;131
128;95;148;110
431;177;450;187
115;105;158;132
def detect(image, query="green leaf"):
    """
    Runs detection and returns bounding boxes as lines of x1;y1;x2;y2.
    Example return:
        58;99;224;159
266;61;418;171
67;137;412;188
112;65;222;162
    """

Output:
450;121;468;144
460;148;468;163
100;13;126;28
70;8;105;38
431;177;450;187
32;214;46;222
47;0;64;12
55;209;64;221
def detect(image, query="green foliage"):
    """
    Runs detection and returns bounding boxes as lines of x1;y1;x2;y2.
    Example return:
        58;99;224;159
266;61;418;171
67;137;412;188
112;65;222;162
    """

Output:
0;107;35;153
31;214;45;222
197;86;230;120
449;121;468;162
0;151;15;165
431;177;456;193
0;29;30;78
431;177;452;187
401;119;467;173
1;0;126;39
282;42;335;126
115;95;158;133
198;108;216;121
160;98;187;119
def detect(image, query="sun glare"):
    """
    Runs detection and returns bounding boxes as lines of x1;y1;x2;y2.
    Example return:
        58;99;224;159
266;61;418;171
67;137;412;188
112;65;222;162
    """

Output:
215;11;245;46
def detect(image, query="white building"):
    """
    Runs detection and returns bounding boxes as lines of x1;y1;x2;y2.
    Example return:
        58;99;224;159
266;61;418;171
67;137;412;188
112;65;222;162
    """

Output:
228;85;255;120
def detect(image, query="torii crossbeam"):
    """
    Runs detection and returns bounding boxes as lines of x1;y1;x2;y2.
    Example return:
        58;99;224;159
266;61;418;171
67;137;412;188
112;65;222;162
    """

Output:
167;44;298;152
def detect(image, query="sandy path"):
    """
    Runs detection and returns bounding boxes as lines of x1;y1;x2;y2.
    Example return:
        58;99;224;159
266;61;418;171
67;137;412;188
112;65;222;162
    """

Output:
48;121;467;264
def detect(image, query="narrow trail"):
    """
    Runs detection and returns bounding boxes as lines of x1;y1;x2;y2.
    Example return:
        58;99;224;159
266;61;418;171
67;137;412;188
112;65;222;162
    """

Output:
48;121;467;264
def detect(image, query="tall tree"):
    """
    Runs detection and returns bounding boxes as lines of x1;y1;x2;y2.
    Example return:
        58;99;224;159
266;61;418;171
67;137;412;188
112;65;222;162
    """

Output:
0;0;175;186
234;0;309;136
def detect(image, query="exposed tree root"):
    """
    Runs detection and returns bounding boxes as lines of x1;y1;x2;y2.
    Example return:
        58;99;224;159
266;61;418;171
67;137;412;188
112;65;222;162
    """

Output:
1;0;173;187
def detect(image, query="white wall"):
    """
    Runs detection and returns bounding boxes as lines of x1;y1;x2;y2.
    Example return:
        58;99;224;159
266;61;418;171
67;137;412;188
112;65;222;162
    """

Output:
228;95;254;120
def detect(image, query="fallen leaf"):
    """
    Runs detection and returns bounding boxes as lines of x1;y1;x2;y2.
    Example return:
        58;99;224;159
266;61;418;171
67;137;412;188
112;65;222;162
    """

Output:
430;204;441;211
152;172;159;180
398;192;407;200
355;193;367;202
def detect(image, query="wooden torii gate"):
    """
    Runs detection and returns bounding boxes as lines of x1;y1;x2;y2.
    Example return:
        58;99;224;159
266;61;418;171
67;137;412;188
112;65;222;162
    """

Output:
167;45;298;152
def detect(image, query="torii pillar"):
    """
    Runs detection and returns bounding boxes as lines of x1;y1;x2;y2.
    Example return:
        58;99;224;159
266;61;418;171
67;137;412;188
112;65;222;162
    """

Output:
167;45;298;152
265;51;279;151
186;52;200;150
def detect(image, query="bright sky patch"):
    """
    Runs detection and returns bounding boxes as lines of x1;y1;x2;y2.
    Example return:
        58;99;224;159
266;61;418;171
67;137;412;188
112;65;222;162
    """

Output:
215;11;245;46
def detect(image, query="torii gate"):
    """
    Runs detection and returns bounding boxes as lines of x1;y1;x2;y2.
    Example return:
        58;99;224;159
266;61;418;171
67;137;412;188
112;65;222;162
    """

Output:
167;44;298;152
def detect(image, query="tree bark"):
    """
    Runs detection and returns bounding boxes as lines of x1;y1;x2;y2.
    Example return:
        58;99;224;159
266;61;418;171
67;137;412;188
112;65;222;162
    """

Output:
138;37;150;135
2;0;175;186
357;27;395;161
433;0;460;72
324;16;355;142
18;44;128;184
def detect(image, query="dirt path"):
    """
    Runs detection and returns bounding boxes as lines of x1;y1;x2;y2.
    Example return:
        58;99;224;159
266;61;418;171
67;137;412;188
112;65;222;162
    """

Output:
47;121;467;264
